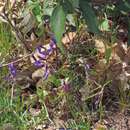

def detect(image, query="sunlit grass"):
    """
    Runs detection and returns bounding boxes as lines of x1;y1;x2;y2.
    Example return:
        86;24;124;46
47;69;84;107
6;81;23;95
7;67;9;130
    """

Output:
0;22;15;55
0;22;15;85
0;22;32;129
0;87;50;129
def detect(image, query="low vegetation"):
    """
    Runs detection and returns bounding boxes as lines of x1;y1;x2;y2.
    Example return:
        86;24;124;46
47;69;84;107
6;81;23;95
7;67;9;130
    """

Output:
0;0;130;130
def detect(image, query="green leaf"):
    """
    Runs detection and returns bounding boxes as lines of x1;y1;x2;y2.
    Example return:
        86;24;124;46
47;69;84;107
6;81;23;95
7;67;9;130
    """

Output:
66;14;76;26
60;0;73;14
48;75;61;87
79;0;100;34
51;5;66;54
28;1;42;23
99;18;110;31
105;48;112;63
127;18;130;46
43;0;55;16
70;0;79;8
117;0;130;14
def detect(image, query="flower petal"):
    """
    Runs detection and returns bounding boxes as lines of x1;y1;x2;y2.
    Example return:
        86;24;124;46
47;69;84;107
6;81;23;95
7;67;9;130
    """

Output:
34;60;44;67
8;63;16;77
50;40;56;49
43;65;49;80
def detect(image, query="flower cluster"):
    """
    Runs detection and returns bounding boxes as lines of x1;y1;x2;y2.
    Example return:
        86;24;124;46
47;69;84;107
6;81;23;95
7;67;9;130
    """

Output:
31;37;57;80
6;37;57;80
8;63;17;77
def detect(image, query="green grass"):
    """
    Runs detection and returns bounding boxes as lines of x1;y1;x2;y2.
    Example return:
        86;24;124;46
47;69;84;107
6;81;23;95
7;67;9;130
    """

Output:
67;119;91;130
0;22;15;55
0;86;51;129
0;21;49;129
0;21;21;129
0;19;121;130
0;88;28;129
0;22;15;80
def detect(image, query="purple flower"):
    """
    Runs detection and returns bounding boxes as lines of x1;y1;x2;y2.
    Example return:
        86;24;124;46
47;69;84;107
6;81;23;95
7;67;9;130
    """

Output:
46;47;53;55
37;46;45;53
36;47;47;59
50;40;56;49
8;63;16;77
34;60;44;67
38;52;46;59
43;65;50;80
85;64;90;70
61;78;70;92
63;83;70;92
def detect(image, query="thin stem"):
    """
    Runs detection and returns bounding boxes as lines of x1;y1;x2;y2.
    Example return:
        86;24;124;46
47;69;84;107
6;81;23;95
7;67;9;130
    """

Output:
10;84;14;106
0;53;32;68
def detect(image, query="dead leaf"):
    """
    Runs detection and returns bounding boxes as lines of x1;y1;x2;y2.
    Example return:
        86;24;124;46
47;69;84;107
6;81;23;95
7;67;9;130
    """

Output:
10;0;16;8
114;43;126;61
95;59;107;74
32;67;46;80
93;122;107;130
95;39;106;54
62;32;76;45
17;12;36;34
0;2;4;12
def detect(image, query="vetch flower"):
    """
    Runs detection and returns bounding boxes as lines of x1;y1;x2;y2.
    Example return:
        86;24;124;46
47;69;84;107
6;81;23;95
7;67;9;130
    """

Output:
46;46;53;55
31;36;57;80
50;39;56;49
36;46;47;59
43;65;50;80
8;63;17;77
61;78;70;92
34;60;44;67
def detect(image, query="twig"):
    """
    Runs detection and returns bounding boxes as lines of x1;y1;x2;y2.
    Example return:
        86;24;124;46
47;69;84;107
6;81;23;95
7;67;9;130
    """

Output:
43;102;54;125
0;53;32;68
10;84;14;106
